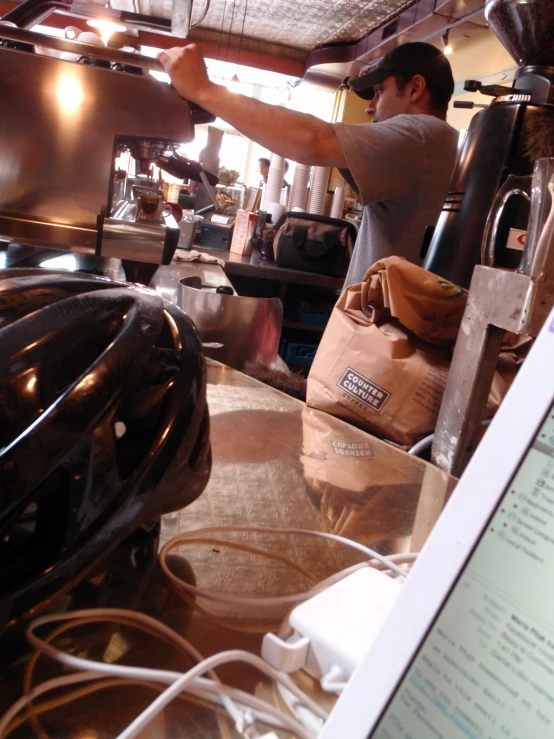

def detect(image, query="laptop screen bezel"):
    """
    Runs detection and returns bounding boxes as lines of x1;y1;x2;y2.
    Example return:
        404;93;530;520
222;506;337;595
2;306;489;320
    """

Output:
370;394;554;734
319;311;554;739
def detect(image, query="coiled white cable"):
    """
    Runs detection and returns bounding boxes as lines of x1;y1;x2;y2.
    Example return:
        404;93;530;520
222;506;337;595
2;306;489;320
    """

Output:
160;526;408;610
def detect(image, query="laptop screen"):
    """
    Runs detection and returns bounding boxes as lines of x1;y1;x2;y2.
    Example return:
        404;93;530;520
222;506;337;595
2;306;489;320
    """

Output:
370;399;554;738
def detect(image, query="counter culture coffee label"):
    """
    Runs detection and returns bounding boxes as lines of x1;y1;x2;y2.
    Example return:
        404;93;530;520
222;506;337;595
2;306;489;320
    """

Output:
328;439;375;459
337;367;390;413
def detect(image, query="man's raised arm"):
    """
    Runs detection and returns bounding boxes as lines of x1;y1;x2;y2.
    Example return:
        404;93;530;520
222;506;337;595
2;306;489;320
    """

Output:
158;45;347;169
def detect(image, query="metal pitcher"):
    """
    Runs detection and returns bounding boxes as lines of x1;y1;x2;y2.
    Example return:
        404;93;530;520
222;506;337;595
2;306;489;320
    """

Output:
177;279;283;371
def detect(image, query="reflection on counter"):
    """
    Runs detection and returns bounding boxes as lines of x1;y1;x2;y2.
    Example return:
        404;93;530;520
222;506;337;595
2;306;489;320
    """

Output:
301;407;444;548
182;361;457;564
39;253;79;271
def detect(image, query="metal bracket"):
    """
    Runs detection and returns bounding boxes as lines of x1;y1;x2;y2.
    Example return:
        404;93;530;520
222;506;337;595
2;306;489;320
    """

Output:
431;262;554;477
0;0;72;29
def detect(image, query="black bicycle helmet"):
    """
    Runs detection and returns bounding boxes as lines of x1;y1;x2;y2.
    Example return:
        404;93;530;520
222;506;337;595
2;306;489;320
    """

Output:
0;269;211;631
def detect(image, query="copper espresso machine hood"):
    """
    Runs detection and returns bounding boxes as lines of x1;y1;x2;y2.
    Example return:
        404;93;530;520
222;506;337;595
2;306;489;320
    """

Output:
0;22;213;276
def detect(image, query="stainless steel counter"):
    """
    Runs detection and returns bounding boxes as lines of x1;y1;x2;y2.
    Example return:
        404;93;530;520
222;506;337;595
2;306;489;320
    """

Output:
0;357;457;737
192;246;345;289
0;243;235;300
193;360;457;558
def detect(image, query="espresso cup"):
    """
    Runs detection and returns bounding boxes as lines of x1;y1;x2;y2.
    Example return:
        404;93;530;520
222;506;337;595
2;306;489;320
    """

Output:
135;191;172;223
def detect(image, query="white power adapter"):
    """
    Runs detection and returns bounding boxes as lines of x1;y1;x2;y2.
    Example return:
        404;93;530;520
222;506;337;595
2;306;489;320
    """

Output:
262;567;402;686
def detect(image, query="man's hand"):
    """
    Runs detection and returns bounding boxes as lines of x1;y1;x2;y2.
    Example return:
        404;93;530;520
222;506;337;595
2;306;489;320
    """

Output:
157;44;213;104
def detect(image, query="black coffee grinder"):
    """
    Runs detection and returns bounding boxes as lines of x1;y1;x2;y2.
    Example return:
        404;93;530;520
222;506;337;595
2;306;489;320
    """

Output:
423;0;554;288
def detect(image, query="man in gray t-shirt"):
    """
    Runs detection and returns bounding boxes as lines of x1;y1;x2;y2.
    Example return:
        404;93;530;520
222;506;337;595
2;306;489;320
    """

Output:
159;41;458;286
336;114;458;287
334;43;459;286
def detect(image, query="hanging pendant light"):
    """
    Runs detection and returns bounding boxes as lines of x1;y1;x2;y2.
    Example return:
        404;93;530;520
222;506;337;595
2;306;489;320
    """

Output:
227;72;242;93
442;29;453;55
86;18;127;45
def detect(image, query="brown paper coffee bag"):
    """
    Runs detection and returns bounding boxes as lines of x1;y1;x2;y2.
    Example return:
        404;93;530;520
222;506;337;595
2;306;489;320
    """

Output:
306;257;525;446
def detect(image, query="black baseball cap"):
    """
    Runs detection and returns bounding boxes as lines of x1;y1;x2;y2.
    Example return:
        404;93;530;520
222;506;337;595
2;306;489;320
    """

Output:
349;42;454;104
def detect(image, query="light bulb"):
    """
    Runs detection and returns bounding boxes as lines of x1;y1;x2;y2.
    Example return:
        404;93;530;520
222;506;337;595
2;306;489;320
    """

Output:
227;73;242;94
86;18;126;45
444;44;453;55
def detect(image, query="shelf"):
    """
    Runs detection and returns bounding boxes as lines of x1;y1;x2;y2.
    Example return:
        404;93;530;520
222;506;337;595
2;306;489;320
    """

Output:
282;320;327;333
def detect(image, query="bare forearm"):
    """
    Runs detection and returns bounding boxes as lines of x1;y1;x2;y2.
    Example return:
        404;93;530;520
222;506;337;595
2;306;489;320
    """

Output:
195;83;344;167
158;44;347;167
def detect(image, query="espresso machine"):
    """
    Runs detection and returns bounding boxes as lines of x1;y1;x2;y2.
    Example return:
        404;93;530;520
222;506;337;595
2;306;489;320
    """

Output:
424;0;554;289
0;22;215;283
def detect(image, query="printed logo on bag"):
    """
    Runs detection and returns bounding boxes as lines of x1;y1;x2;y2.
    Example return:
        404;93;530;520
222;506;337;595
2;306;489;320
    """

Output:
337;368;390;413
328;439;375;459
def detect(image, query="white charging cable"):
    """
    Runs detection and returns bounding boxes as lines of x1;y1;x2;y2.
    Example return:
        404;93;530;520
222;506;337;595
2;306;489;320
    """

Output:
160;525;408;611
0;527;417;739
320;665;349;694
0;609;328;739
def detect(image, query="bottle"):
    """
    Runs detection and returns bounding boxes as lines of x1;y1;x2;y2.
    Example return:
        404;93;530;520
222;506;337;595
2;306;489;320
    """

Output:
258;216;275;261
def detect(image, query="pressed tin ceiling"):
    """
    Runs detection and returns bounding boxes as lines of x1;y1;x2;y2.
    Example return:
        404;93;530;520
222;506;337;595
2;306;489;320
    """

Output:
187;0;417;51
135;0;418;59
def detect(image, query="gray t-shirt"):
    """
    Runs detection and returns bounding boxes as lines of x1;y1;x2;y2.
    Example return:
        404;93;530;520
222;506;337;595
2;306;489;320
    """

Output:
333;114;459;288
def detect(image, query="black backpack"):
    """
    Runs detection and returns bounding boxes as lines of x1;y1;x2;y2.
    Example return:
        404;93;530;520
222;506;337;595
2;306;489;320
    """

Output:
272;212;358;278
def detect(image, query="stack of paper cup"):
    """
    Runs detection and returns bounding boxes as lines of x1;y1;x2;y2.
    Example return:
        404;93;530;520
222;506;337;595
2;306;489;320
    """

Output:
262;154;286;211
288;163;312;211
266;202;286;224
168;184;182;204
203;125;224;179
307;166;330;215
330;184;346;220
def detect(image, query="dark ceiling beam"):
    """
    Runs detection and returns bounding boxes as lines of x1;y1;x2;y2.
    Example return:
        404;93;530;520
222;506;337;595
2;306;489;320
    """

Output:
304;0;487;73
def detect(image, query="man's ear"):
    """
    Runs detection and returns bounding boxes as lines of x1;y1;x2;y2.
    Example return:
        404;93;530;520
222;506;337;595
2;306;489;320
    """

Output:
408;74;427;103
